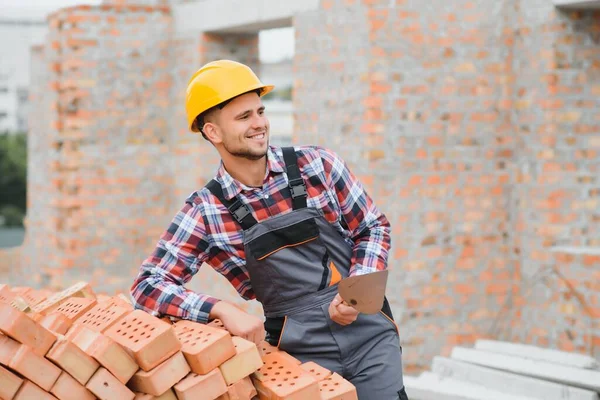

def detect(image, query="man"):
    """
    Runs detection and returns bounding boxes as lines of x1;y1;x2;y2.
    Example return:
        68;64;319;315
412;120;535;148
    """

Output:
130;60;407;399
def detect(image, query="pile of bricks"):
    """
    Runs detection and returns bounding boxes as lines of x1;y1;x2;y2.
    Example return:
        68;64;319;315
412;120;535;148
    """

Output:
0;282;358;400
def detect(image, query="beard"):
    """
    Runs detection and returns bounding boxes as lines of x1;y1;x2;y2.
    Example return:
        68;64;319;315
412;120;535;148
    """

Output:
223;134;269;161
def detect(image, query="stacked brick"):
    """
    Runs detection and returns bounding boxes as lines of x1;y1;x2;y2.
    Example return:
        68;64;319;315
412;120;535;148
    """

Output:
0;282;358;399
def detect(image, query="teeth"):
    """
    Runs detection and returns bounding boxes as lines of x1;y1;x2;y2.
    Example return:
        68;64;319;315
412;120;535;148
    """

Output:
250;133;264;139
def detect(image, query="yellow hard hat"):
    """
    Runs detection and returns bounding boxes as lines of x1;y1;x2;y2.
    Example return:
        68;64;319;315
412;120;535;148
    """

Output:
185;60;274;132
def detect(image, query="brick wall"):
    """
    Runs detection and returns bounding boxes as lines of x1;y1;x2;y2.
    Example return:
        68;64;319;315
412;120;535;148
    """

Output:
0;0;598;373
293;0;599;371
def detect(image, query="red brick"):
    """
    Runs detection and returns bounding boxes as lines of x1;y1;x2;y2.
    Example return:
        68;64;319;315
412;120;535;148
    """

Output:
46;336;100;385
318;372;358;399
9;344;62;391
173;320;236;375
86;367;135;400
0;364;23;399
128;351;190;396
53;297;98;321
39;312;73;335
32;282;95;315
0;333;21;366
75;303;131;333
104;309;181;371
218;336;263;385
14;380;58;400
86;333;139;385
0;302;56;356
50;371;96;400
301;361;332;382
0;284;15;304
217;376;257;400
252;352;320;400
174;369;228;400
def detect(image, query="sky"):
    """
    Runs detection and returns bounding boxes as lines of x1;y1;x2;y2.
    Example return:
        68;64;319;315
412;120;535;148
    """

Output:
1;0;295;63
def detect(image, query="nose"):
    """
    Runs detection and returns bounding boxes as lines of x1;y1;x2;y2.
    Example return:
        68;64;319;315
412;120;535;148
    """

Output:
251;112;267;130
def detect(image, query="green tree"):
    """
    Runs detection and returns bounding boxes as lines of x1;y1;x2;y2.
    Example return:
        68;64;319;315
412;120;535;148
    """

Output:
0;132;27;227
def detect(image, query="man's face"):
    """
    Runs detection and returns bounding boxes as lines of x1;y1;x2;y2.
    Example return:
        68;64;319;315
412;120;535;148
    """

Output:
205;92;270;161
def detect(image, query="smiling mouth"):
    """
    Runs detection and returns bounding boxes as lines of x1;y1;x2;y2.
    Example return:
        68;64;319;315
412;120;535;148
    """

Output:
248;132;266;140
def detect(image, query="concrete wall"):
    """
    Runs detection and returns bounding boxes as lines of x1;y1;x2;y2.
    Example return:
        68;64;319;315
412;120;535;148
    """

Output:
0;0;598;373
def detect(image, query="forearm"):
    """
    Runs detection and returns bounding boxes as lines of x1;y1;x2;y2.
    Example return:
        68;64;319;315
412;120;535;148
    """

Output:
130;264;219;324
349;212;391;276
130;201;217;323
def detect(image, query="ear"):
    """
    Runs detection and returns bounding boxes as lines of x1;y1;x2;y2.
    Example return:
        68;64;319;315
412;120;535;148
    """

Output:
203;122;223;144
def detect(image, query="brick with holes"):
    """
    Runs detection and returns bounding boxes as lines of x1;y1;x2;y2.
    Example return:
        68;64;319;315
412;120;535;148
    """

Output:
0;302;57;356
40;312;73;335
252;352;320;400
86;367;135;400
174;369;228;400
207;319;226;330
9;296;32;313
173;320;236;375
14;380;58;400
0;283;15;304
75;303;131;333
301;361;332;382
9;344;62;391
50;371;96;400
318;373;357;400
127;351;190;396
46;336;100;385
216;376;257;400
218;336;263;385
85;332;139;384
32;282;95;315
22;289;49;308
0;333;21;366
104;309;181;371
249;340;302;366
0;364;23;399
53;297;98;322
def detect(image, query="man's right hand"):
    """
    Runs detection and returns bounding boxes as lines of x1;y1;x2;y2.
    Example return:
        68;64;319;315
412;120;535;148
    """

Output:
209;301;265;345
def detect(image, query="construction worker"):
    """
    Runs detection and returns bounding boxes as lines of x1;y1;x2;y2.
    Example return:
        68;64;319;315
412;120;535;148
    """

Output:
130;60;407;399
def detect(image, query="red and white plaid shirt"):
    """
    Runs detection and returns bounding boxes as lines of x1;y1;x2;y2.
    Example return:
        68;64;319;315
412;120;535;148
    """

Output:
130;145;391;323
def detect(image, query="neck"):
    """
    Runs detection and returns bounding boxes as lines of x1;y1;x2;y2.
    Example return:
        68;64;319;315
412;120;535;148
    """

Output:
220;152;267;188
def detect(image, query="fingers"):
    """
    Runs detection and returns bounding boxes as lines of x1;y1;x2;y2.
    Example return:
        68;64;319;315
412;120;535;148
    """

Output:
328;296;359;326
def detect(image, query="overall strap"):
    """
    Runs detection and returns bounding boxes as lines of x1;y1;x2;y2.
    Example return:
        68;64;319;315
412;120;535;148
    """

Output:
205;179;257;230
282;147;307;210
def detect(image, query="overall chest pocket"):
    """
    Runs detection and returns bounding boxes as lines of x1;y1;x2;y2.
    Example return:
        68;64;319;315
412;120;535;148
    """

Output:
246;217;337;301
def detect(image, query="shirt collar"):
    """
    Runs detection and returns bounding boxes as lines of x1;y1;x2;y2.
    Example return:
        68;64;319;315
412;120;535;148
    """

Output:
216;146;286;200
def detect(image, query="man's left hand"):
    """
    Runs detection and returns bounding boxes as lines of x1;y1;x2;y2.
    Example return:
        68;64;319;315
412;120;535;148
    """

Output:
328;293;359;326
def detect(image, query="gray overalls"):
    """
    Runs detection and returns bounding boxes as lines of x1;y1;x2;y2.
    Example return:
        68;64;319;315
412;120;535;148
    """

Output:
206;147;407;399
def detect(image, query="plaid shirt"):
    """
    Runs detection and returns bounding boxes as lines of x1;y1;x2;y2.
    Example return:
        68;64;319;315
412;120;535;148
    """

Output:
130;145;391;323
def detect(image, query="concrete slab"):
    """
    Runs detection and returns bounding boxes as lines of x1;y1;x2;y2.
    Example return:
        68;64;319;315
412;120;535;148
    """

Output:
451;347;600;392
403;375;471;400
553;0;600;9
474;340;600;370
173;0;320;34
433;356;599;400
405;372;537;400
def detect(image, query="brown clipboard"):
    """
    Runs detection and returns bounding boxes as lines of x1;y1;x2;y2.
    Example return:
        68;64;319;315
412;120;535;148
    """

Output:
338;270;389;314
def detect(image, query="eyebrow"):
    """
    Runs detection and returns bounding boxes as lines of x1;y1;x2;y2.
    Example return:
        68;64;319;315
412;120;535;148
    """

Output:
235;106;265;119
